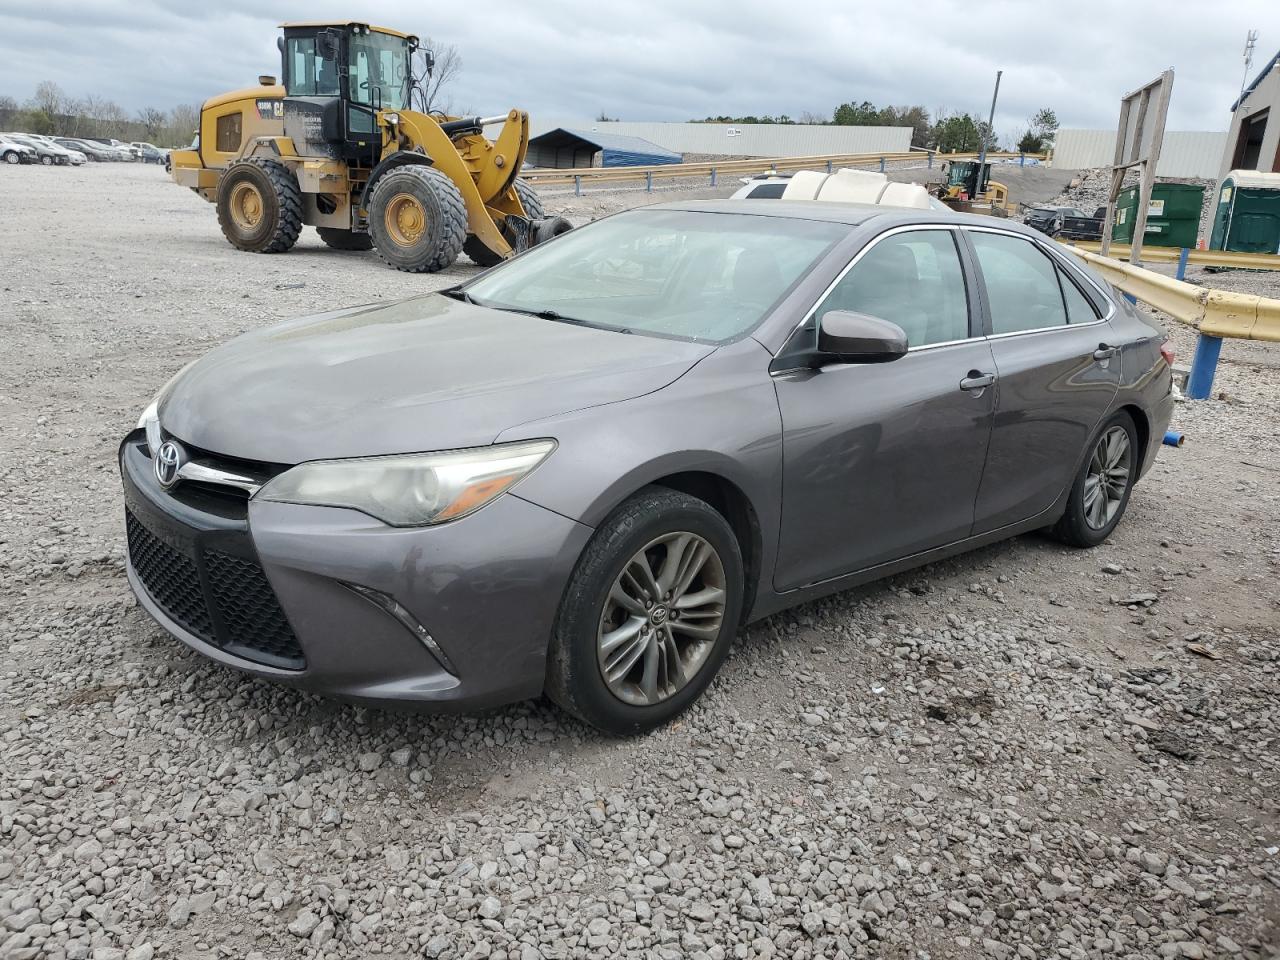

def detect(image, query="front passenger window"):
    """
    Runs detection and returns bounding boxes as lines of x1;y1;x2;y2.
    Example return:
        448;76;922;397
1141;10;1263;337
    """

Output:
814;230;970;348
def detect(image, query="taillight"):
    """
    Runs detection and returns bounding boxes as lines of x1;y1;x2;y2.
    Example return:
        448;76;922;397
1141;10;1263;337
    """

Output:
1160;343;1175;366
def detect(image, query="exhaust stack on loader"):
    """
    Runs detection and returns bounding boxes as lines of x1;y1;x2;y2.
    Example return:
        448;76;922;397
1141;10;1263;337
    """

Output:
169;21;569;272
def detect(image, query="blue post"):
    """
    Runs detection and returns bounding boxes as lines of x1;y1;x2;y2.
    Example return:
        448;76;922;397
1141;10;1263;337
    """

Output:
928;151;934;169
574;175;582;197
826;159;833;173
710;168;717;186
770;163;776;173
1019;152;1025;167
1123;293;1137;305
645;171;653;193
1176;247;1190;281
1185;334;1223;400
879;156;886;173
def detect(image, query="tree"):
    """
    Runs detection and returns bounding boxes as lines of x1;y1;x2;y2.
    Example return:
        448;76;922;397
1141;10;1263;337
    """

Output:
595;111;618;122
137;107;166;140
161;103;199;147
797;110;828;125
1028;107;1058;147
930;113;981;152
1018;130;1045;153
832;100;880;125
976;120;999;151
413;38;462;114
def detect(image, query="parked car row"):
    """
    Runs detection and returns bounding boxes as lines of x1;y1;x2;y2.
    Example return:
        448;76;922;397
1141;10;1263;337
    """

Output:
0;133;169;166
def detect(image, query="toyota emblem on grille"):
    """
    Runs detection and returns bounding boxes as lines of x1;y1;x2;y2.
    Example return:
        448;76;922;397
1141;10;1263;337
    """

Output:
155;440;184;488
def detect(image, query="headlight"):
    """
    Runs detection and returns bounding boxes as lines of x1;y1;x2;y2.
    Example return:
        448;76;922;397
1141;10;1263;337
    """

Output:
137;399;162;456
256;439;556;526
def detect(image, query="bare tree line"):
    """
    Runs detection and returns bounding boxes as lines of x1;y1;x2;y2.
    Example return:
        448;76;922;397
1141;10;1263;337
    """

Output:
1;81;199;146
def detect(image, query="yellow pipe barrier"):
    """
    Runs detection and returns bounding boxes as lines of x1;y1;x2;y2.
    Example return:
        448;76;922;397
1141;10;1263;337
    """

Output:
1070;248;1280;343
522;150;1047;187
1065;241;1280;272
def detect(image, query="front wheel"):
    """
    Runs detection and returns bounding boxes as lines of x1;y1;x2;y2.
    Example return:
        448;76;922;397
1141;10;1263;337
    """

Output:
367;166;466;273
546;488;744;735
40;155;53;166
1050;411;1138;548
3;151;19;165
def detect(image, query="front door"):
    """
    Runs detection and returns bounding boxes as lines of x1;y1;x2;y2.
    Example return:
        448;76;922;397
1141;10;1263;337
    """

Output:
963;229;1121;534
773;227;996;591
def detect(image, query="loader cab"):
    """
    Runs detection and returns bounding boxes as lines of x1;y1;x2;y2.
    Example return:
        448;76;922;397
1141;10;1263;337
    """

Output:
279;22;418;163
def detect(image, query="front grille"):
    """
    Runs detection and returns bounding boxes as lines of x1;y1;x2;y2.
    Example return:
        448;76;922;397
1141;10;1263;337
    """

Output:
126;508;305;670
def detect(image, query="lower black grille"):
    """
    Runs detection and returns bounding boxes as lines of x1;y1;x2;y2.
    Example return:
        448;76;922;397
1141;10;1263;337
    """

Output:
126;512;213;640
205;550;305;663
125;509;305;670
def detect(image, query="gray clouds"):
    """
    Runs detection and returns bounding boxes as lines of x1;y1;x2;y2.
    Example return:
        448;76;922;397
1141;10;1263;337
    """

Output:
0;0;1275;140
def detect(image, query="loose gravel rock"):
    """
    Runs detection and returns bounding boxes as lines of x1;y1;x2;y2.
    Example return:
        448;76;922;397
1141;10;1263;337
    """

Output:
1;163;1277;959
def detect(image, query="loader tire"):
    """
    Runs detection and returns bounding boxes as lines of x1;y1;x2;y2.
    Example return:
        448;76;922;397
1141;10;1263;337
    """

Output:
463;178;546;267
215;158;303;254
368;166;466;273
317;227;374;251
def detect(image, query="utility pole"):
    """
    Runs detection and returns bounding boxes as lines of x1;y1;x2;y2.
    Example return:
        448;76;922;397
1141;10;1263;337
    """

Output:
976;70;1002;198
1239;30;1259;109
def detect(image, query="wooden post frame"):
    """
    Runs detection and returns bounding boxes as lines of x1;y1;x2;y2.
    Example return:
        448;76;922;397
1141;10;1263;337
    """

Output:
1099;69;1174;265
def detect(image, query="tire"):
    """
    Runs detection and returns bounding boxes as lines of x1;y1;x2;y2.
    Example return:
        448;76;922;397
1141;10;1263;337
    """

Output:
214;158;303;254
40;155;53;166
463;178;545;267
368;165;466;273
1050;410;1139;548
546;487;744;735
3;151;19;165
317;227;374;251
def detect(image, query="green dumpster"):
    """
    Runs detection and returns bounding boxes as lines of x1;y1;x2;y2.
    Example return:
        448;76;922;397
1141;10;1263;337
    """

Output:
1209;170;1280;255
1112;182;1205;248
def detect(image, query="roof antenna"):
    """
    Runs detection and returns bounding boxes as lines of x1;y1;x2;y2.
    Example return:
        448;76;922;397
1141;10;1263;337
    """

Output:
1239;29;1259;110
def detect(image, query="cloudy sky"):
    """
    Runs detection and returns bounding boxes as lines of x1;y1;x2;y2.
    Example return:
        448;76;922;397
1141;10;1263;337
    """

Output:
0;0;1276;140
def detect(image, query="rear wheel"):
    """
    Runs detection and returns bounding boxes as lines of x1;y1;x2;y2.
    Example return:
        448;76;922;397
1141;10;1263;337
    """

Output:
1050;411;1138;548
215;158;303;253
463;178;547;267
316;227;374;251
3;151;19;165
546;488;744;735
368;166;466;273
40;155;53;166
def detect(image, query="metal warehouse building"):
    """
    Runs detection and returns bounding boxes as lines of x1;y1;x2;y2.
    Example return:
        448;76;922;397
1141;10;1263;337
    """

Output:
526;128;682;168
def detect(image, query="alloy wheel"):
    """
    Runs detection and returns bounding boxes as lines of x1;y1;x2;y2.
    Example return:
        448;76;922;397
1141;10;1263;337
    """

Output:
597;532;727;707
1083;425;1131;529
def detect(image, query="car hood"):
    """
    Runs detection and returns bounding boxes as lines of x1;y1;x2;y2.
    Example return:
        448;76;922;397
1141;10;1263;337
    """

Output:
159;293;713;464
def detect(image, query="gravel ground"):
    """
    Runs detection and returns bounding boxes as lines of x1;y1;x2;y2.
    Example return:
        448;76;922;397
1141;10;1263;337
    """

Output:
1;164;1278;960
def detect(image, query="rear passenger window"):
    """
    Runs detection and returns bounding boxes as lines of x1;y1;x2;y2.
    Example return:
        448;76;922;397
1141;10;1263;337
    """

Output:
969;232;1067;334
815;230;970;348
1058;268;1100;323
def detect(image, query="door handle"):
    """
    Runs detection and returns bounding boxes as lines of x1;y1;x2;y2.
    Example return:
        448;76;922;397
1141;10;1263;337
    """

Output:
1093;343;1118;360
960;371;995;391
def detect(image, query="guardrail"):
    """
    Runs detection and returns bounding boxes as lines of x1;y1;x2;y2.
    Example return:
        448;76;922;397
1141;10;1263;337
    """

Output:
1068;247;1280;398
522;150;1047;194
1066;242;1280;273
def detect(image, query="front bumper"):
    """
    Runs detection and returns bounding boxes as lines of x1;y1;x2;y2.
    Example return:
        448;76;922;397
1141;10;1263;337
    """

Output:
120;434;593;710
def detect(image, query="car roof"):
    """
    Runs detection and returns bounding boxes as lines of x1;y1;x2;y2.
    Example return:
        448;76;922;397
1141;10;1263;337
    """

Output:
643;198;1039;234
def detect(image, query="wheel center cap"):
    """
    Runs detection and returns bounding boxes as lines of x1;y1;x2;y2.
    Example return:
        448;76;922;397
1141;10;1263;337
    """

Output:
651;605;669;625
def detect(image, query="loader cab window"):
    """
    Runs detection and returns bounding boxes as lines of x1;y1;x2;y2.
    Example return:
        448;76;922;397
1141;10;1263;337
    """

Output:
348;31;410;111
285;36;340;98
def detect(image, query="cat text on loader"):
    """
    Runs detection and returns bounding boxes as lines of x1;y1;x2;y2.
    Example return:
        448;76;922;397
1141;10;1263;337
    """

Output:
168;21;570;272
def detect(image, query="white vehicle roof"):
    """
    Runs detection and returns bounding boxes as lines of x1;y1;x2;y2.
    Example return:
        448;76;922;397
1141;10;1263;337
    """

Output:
732;169;934;210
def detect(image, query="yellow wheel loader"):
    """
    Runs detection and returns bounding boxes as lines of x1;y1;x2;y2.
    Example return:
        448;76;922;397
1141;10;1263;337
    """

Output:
169;21;570;272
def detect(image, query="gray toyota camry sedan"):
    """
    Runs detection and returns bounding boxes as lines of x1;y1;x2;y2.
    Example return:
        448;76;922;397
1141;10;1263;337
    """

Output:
121;200;1174;734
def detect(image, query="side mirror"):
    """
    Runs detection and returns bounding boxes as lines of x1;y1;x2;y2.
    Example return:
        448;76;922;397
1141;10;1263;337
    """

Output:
422;50;436;76
816;311;908;364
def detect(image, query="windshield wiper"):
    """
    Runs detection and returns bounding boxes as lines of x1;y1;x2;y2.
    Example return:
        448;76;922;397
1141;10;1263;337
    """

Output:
439;288;480;305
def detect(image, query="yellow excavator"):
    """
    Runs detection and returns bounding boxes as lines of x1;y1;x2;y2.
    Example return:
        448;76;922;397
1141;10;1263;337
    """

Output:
169;21;569;272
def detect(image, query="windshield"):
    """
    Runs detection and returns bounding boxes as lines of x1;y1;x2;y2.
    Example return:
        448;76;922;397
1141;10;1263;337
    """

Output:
461;209;846;344
348;30;411;110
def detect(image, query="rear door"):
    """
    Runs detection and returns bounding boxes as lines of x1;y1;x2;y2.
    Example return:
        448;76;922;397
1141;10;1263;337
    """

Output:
772;226;997;590
963;228;1120;534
